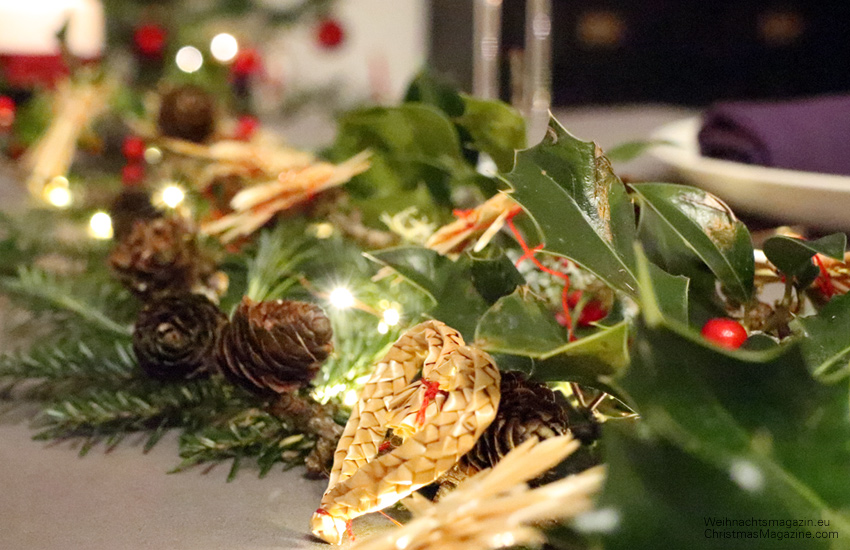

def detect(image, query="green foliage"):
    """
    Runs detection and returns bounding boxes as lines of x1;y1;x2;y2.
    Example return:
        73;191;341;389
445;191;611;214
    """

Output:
632;183;754;303
597;257;850;548
798;292;850;383
1;266;134;339
502;117;638;295
763;233;845;288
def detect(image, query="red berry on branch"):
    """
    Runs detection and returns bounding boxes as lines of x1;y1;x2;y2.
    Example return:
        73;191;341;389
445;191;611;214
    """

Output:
231;48;263;77
0;96;15;129
316;18;345;49
566;290;583;309
134;24;167;58
122;136;146;162
233;115;259;141
578;300;608;327
701;318;747;349
122;163;146;186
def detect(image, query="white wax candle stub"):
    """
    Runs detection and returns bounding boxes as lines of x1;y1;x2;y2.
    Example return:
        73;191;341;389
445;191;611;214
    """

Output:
0;0;105;57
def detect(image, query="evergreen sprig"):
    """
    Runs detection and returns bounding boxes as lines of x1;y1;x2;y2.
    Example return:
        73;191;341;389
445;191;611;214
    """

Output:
175;409;314;481
1;266;134;338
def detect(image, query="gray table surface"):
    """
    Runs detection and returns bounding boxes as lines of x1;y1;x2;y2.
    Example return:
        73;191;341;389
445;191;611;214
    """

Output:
0;105;694;550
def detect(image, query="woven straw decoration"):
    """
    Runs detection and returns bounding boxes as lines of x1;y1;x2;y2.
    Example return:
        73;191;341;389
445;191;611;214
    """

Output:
311;320;501;544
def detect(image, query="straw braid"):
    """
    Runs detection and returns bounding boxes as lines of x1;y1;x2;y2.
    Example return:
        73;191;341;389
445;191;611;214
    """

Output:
311;321;501;544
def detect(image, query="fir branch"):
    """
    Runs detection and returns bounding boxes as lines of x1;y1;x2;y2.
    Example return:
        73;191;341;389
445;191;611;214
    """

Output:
33;377;253;452
1;267;132;338
175;408;314;480
245;224;315;303
0;341;137;399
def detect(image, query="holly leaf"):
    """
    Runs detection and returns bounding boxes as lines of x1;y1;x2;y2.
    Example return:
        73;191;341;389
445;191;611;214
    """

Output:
474;287;566;356
468;250;525;304
647;262;689;324
595;249;850;549
456;95;526;171
530;321;630;383
631;183;754;303
501;116;638;295
798;292;850;383
763;234;846;286
366;247;493;340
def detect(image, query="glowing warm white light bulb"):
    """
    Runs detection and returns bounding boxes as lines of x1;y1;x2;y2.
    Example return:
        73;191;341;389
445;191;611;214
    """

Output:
160;185;186;208
43;177;72;208
89;211;113;240
382;307;400;327
329;287;355;309
377;321;389;335
343;390;358;407
144;146;162;164
210;33;239;62
176;46;203;73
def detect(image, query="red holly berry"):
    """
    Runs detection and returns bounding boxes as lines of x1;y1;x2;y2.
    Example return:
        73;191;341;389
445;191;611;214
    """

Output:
0;96;15;129
566;290;583;309
122;136;146;162
122;163;146;186
134;24;167;58
231;48;263;77
701;318;747;349
316;18;345;49
578;300;608;327
233;115;259;141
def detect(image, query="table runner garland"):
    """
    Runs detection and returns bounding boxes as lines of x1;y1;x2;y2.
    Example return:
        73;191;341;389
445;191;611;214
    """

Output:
1;71;849;548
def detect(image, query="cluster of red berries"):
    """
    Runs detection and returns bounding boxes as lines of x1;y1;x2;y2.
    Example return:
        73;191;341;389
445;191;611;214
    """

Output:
121;136;147;186
0;96;15;130
556;290;608;330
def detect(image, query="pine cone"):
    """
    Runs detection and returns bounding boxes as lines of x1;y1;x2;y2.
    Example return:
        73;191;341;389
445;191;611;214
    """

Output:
158;85;217;143
461;371;569;472
217;297;333;396
109;188;162;241
133;293;227;381
109;217;219;300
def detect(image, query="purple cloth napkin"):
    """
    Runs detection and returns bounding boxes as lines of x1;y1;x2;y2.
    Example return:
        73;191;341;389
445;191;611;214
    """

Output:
698;95;850;176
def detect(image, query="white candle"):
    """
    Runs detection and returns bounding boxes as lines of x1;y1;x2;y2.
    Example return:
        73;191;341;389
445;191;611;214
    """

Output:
472;0;502;100
0;0;104;58
524;0;552;143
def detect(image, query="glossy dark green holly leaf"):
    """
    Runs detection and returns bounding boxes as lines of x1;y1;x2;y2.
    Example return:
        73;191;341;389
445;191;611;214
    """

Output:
763;234;846;286
597;250;850;548
474;287;566;356
456;95;526;172
469;250;525;304
631;183;754;302
799;292;850;383
647;262;689;324
530;321;630;383
501;116;638;295
365;247;490;340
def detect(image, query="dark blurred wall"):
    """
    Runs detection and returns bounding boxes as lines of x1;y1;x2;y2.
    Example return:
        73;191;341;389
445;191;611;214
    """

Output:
430;0;850;105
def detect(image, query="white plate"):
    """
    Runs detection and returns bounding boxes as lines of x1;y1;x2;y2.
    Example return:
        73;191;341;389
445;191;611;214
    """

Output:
649;117;850;230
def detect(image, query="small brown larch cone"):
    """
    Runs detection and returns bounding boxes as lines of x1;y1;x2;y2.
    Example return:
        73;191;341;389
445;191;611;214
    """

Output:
108;216;220;300
460;370;569;473
217;297;333;396
109;188;162;241
158;85;217;143
271;392;344;478
132;293;227;381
